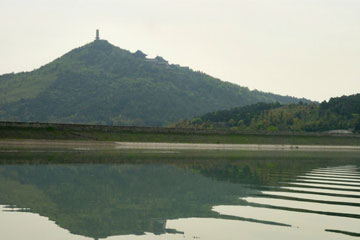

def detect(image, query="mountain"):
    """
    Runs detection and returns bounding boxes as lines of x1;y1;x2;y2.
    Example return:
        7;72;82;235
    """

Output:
0;39;309;126
174;94;360;132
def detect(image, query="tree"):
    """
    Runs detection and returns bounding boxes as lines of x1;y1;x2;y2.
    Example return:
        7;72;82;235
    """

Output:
355;118;360;133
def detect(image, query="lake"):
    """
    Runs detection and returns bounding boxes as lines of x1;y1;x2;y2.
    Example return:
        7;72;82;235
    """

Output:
0;142;359;240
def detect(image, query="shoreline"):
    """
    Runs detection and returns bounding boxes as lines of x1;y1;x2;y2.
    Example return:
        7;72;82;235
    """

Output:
2;124;360;147
115;142;360;151
1;139;360;152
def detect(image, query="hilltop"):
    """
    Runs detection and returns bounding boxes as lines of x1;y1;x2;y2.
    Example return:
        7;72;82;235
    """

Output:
0;38;308;126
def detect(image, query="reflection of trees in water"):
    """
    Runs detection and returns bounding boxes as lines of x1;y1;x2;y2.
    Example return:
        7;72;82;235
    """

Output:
0;150;358;239
0;164;250;239
179;151;359;186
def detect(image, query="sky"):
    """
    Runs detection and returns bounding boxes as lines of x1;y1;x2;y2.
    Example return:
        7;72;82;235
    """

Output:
1;0;360;102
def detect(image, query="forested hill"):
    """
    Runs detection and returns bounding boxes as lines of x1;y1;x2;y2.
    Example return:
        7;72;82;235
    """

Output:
174;94;360;132
0;39;308;126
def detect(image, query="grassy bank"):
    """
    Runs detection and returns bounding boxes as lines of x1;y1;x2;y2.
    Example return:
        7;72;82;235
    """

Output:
1;122;360;146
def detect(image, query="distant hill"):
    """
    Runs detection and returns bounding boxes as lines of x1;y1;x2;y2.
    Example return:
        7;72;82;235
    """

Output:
0;39;309;126
174;94;360;132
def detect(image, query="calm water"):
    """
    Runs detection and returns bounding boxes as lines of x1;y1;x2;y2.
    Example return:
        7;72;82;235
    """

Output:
0;146;359;240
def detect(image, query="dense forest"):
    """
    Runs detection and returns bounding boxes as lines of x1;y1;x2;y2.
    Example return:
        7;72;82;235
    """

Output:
0;39;308;126
173;94;360;133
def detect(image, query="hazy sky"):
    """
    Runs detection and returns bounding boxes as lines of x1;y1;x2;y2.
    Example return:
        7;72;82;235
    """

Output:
1;0;360;102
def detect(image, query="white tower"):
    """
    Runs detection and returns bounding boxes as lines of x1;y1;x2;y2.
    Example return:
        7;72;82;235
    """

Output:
95;29;100;40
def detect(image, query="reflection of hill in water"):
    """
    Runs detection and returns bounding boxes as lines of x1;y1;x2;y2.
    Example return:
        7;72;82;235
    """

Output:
0;164;252;239
0;150;358;239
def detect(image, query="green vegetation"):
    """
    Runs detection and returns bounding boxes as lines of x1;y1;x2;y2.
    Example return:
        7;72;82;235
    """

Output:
0;40;308;126
174;94;360;133
1;123;360;146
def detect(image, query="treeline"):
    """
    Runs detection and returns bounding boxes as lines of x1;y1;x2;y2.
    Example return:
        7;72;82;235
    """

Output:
173;94;360;133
